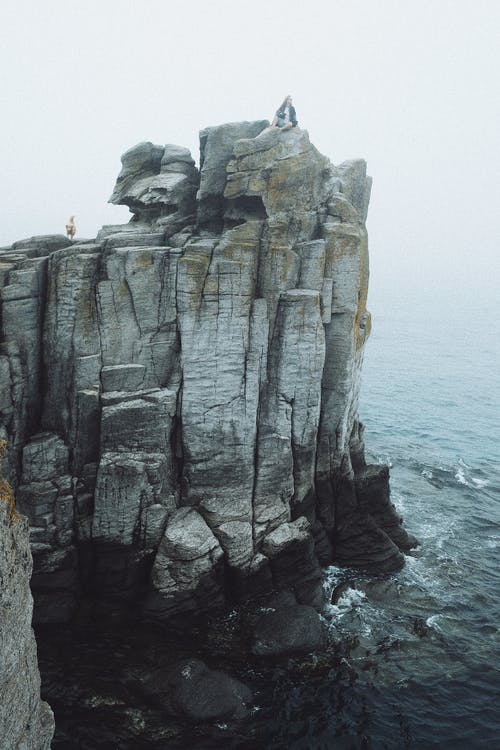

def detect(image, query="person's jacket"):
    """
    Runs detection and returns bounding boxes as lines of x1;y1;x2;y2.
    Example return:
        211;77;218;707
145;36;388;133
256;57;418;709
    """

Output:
275;104;298;126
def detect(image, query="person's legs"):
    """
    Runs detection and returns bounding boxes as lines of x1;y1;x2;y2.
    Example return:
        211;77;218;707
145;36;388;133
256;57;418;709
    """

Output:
271;117;293;131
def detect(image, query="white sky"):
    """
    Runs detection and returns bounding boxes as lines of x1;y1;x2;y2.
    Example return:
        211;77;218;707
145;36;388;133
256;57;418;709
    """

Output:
1;0;499;310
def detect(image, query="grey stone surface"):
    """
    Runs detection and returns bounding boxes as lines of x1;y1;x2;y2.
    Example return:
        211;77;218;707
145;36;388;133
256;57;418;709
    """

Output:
197;120;269;226
145;508;225;618
16;433;79;622
11;234;72;257
0;120;414;629
109;141;199;234
101;364;147;392
1;255;47;449
93;451;175;548
0;487;54;748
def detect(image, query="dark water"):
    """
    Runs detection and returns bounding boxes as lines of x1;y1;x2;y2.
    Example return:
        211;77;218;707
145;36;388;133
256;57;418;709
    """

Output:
37;300;500;748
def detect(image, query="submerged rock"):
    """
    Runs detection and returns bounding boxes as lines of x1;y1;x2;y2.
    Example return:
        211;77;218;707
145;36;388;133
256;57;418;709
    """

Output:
331;580;358;605
145;658;253;721
252;604;327;656
0;121;415;628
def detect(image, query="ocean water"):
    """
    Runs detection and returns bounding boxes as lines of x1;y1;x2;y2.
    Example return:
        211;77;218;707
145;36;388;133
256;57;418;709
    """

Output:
235;299;500;750
313;299;500;749
37;299;500;749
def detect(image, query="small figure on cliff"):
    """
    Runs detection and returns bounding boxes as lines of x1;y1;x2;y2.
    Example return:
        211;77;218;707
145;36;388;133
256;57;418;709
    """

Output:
65;215;76;239
271;95;298;130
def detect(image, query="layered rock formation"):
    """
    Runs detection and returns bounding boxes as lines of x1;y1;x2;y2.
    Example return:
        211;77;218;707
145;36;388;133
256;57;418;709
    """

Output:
0;121;415;625
0;442;54;748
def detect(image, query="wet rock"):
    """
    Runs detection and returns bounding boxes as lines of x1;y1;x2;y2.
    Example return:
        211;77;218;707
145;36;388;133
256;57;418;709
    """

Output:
330;457;413;573
411;617;431;638
169;659;252;721
252;604;327;656
331;579;357;605
261;517;324;606
334;513;405;573
355;464;419;551
143;658;252;721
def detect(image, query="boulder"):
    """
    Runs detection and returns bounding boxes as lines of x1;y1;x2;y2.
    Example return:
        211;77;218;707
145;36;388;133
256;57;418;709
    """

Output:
144;508;225;619
145;658;252;721
252;604;327;656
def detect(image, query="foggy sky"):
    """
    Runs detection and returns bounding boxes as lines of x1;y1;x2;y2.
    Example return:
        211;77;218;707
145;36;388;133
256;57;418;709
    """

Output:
2;0;499;310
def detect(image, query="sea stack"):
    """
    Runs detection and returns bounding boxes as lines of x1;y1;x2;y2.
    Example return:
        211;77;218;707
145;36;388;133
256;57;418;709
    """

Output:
0;121;416;627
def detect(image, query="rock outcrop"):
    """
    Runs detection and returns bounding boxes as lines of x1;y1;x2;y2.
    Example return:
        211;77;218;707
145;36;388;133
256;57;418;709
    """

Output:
0;121;415;626
0;442;54;748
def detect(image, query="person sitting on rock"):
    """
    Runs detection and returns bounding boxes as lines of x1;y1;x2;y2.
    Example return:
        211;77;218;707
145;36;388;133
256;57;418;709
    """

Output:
65;215;76;239
271;95;298;130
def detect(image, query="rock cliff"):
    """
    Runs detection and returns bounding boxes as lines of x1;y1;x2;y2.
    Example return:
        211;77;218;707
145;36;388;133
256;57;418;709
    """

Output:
0;121;415;625
0;442;54;748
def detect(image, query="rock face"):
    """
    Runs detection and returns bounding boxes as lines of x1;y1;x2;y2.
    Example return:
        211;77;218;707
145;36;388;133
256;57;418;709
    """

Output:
0;444;54;748
0;121;415;625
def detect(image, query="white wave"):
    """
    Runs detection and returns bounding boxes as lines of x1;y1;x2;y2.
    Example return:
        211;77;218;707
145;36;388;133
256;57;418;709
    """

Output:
360;621;373;638
398;555;455;605
323;586;367;622
336;588;367;608
375;454;393;468
425;614;443;632
391;489;406;512
454;464;490;489
471;476;489;488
